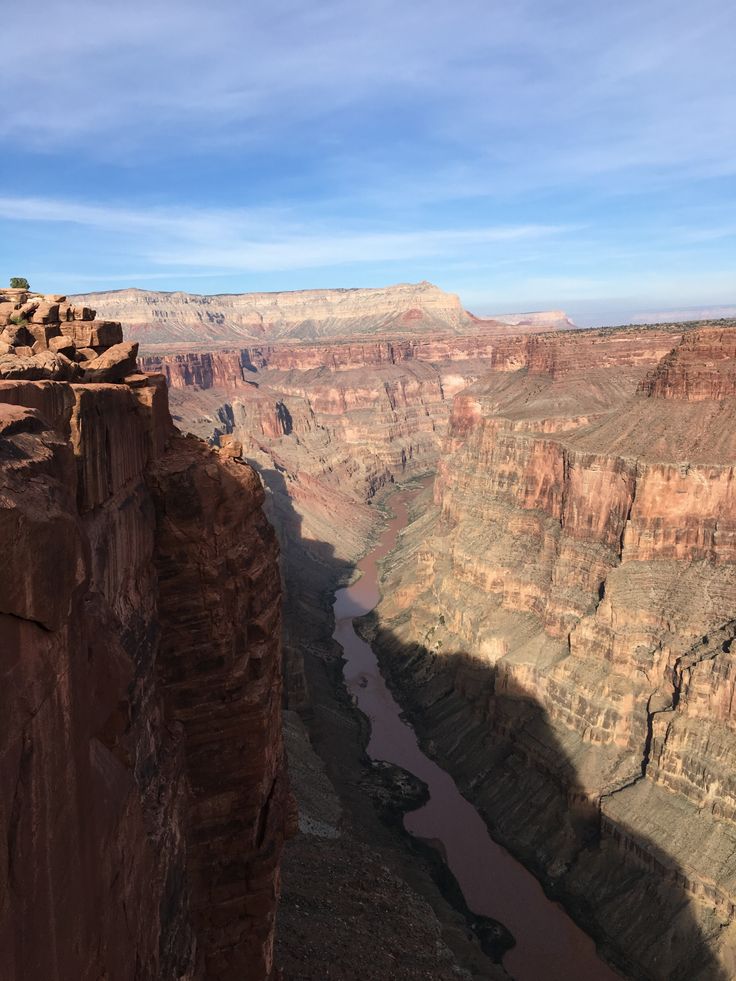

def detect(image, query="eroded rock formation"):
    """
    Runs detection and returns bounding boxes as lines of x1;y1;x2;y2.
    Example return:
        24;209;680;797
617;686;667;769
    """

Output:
368;325;736;979
149;326;685;740
0;288;137;383
0;360;287;978
72;280;571;350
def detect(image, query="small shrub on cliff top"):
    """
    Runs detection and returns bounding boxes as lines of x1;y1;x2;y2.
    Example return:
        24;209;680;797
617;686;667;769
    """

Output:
9;315;28;326
9;277;29;290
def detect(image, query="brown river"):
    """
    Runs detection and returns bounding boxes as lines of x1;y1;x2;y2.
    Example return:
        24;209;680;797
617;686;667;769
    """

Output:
333;485;621;981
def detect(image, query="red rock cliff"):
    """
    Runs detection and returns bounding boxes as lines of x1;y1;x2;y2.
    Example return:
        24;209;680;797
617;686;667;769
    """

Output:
0;373;286;980
373;325;736;979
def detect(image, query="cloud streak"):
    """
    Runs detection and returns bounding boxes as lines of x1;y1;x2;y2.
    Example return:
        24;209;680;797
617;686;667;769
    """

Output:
0;0;734;321
0;195;569;273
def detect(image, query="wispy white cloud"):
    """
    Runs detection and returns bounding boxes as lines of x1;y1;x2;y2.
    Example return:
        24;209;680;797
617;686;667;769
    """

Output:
2;0;735;191
0;194;571;273
1;0;735;315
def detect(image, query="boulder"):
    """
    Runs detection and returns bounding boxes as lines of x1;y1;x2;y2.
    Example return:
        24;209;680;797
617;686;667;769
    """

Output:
75;347;98;362
1;322;32;346
0;354;51;380
0;350;82;381
14;345;34;358
15;300;39;320
219;434;243;459
123;373;153;388
59;323;93;346
27;323;60;350
30;302;60;324
59;320;121;347
48;335;76;357
70;306;95;321
0;341;14;356
81;342;139;383
47;351;81;380
90;321;123;347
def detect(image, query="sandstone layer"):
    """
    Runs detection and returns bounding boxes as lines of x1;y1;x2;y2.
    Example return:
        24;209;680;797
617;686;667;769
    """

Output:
368;325;736;980
0;369;287;979
73;280;572;351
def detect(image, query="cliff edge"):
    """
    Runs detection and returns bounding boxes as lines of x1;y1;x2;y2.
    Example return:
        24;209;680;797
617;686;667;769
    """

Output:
0;336;288;978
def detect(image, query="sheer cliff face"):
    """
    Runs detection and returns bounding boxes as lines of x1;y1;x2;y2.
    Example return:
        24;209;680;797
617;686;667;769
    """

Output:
372;326;736;979
0;376;286;980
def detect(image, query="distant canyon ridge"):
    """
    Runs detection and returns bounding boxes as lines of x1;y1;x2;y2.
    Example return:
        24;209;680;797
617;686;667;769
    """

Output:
72;281;575;350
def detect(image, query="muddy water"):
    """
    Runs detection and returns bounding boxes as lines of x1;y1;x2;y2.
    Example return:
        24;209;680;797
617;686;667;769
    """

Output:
334;485;621;981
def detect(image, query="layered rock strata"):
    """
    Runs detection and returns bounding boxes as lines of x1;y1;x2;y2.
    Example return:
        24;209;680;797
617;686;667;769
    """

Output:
144;325;680;507
145;326;683;720
73;280;571;350
0;365;286;978
369;325;736;980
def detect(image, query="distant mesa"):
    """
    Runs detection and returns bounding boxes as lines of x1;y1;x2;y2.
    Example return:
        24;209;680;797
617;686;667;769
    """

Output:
71;281;575;352
482;309;577;331
629;304;736;326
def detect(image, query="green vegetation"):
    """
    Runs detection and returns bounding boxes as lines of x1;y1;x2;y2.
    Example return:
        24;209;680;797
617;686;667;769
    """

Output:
9;315;28;327
9;277;29;290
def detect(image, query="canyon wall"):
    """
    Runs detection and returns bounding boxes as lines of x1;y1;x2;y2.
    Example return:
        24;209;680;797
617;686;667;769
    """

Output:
368;325;736;979
147;326;682;719
143;325;680;506
0;371;287;979
136;314;736;979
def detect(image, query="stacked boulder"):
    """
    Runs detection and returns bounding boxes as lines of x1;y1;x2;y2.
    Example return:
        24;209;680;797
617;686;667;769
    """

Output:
0;288;137;382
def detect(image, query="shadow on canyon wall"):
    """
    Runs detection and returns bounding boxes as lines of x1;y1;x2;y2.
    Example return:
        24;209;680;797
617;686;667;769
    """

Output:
253;463;727;981
364;632;728;981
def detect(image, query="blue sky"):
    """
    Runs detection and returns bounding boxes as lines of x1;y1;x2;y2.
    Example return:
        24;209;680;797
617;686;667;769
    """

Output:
0;0;734;324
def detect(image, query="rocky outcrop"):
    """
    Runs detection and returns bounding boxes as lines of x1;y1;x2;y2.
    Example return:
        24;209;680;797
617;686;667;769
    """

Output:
73;281;573;350
370;325;736;979
638;327;736;401
0;288;136;383
0;368;286;979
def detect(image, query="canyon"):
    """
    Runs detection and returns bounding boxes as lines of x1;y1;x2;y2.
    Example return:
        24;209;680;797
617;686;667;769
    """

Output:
4;278;736;980
124;281;735;978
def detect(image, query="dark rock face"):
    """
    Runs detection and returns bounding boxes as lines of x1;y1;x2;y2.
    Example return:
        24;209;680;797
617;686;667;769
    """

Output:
149;433;287;980
0;374;286;980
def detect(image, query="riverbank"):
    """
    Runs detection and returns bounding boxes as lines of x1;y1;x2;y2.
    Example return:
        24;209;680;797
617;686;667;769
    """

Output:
276;478;506;979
